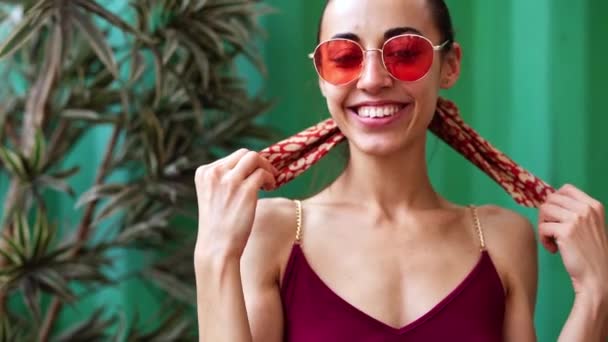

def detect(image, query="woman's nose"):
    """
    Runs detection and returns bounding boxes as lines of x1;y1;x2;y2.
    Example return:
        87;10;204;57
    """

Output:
356;50;393;92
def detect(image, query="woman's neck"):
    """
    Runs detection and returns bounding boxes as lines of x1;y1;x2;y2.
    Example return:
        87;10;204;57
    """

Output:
324;137;443;212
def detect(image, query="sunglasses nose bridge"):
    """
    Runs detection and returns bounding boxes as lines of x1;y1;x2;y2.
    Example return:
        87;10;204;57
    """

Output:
363;48;383;61
364;48;383;54
357;47;392;88
362;48;384;66
362;47;389;70
363;46;389;66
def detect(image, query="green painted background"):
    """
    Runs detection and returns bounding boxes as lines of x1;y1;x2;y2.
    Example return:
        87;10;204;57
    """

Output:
255;0;608;341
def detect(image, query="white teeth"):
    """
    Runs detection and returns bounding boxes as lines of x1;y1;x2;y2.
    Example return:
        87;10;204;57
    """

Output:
356;105;403;118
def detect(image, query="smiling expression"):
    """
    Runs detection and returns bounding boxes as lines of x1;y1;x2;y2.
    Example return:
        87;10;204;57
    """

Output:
317;0;460;156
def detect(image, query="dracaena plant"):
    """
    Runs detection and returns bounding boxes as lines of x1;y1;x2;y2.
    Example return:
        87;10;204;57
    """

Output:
0;0;275;340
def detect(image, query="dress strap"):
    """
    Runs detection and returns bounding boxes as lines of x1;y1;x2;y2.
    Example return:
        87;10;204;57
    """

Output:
469;205;486;251
294;200;303;244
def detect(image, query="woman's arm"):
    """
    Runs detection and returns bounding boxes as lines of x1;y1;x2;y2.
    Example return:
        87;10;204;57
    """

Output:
504;221;538;341
539;185;608;341
483;208;538;341
195;198;286;342
558;293;608;341
193;150;283;342
195;250;284;342
498;184;608;341
195;253;255;342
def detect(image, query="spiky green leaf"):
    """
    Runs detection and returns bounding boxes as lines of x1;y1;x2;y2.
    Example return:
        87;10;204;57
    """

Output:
151;48;164;108
0;6;50;59
3;233;27;265
14;212;31;258
0;146;28;179
30;129;46;173
174;30;210;89
71;8;119;79
21;279;42;322
61;109;120;124
54;307;115;342
93;184;143;224
35;269;76;302
75;184;126;208
0;244;20;266
75;0;155;43
50;166;80;179
32;207;52;260
37;175;77;197
143;268;195;304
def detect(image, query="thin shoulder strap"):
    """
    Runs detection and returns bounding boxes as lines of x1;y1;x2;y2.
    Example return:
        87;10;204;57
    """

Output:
294;200;303;244
469;205;486;251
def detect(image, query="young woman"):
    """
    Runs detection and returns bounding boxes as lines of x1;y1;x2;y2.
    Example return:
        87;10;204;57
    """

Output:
193;0;608;340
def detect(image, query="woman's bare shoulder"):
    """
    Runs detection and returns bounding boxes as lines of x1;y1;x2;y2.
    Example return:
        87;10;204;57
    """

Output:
241;197;299;283
475;204;536;245
476;204;538;296
251;197;300;244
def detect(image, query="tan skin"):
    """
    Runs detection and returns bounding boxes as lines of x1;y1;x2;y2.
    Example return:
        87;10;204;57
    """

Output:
194;0;608;341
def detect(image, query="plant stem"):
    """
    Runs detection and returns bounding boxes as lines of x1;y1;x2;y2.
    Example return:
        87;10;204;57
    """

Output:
0;15;64;315
38;124;121;342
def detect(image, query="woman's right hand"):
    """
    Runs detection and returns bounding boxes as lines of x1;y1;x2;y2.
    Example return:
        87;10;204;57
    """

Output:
194;148;277;262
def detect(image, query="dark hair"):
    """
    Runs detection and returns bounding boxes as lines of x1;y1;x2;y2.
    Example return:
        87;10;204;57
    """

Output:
316;0;455;52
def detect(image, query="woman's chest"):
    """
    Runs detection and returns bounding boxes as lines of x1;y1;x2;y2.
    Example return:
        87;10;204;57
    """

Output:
290;233;484;330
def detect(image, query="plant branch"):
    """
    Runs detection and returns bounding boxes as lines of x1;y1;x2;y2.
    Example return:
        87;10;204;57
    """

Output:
38;123;121;342
46;119;69;164
4;116;20;147
0;7;65;315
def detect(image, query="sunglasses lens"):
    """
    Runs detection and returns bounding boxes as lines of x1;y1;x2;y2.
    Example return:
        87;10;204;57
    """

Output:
314;40;363;85
383;35;434;82
312;35;436;85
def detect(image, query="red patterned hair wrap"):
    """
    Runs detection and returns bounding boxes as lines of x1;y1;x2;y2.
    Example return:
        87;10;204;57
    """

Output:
259;97;555;208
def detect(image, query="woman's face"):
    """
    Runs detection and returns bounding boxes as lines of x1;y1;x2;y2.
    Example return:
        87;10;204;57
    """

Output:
318;0;460;156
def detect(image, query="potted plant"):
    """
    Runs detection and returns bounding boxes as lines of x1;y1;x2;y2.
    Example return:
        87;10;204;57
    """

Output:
0;0;274;340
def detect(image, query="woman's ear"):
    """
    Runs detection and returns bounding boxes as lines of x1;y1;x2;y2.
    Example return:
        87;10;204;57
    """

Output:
440;42;462;89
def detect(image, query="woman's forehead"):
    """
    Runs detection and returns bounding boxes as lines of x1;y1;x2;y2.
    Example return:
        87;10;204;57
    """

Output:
320;0;437;43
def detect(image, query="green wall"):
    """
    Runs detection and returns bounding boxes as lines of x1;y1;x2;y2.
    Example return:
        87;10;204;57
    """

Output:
258;1;608;341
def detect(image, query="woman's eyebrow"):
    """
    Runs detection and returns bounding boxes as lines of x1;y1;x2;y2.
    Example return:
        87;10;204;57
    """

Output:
330;32;360;41
330;27;423;42
385;27;422;39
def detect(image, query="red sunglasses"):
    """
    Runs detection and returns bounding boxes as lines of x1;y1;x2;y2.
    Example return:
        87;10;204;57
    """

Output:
309;34;450;86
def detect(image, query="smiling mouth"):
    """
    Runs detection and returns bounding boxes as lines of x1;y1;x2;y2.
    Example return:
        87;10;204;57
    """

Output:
350;104;409;118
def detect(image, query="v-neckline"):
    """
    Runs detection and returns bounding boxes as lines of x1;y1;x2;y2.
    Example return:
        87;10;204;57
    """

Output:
288;244;491;335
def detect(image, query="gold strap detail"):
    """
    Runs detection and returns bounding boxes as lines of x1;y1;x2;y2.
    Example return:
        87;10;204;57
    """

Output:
469;205;486;251
294;200;302;244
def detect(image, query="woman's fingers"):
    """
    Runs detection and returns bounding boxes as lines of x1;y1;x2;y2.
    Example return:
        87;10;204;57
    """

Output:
545;192;585;212
226;150;277;183
560;184;599;207
539;202;576;223
195;149;277;194
243;168;276;192
538;222;560;254
538;189;586;254
537;184;608;295
193;149;276;260
216;148;251;170
559;184;605;223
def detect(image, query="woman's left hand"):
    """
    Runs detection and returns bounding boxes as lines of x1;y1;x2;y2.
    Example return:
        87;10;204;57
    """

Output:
538;184;608;298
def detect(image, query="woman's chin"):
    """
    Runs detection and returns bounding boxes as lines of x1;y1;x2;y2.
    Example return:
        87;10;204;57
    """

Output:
348;137;408;157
